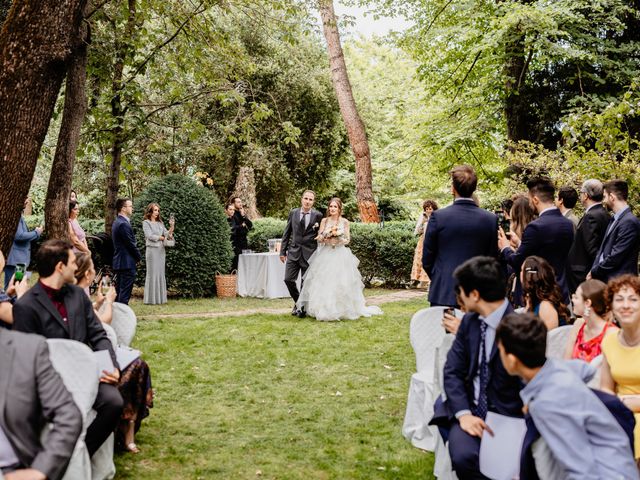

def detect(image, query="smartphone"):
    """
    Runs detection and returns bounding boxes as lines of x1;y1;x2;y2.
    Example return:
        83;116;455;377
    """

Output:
443;307;454;318
14;263;26;282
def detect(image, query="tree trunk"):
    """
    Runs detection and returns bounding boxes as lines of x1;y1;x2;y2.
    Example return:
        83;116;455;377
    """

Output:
44;13;89;241
104;0;136;234
0;0;87;255
234;166;260;219
318;0;379;223
504;24;529;145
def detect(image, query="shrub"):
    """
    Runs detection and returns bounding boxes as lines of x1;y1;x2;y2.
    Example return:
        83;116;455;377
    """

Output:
132;174;233;297
248;218;416;287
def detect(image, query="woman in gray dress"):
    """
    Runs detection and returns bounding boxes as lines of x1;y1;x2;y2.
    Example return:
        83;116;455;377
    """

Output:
142;203;175;304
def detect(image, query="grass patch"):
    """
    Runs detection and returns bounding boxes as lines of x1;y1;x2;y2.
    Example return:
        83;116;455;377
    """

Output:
115;298;434;479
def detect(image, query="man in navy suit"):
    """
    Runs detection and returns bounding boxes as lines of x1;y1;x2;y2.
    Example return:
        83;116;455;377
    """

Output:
430;257;523;479
422;165;498;307
589;180;640;282
499;177;574;302
112;198;141;304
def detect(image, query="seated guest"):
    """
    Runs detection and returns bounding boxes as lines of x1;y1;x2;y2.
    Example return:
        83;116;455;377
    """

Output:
520;256;570;329
13;240;123;457
74;253;154;453
0;250;29;328
555;185;579;230
589;179;640;282
499;177;574;303
430;256;522;480
496;312;639;480
564;279;616;362
601;274;640;466
0;328;82;480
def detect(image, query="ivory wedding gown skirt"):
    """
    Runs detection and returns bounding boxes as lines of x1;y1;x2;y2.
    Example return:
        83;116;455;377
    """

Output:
297;244;383;321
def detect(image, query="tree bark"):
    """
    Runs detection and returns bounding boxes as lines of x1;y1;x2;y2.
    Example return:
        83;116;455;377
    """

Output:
504;24;529;145
234;166;260;219
318;0;379;223
0;0;87;255
44;12;89;241
104;0;136;234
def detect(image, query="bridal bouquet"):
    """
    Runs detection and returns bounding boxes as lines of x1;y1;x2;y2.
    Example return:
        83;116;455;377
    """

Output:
323;225;346;248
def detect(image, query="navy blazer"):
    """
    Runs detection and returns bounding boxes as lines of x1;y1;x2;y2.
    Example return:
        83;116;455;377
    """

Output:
6;215;40;267
111;215;141;270
590;208;640;282
501;209;574;300
431;304;523;426
422;200;498;306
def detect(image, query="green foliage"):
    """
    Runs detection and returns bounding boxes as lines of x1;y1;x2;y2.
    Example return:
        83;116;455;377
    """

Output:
131;174;233;297
248;219;416;286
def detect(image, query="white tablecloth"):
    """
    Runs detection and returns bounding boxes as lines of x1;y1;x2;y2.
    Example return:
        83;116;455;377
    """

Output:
237;253;299;299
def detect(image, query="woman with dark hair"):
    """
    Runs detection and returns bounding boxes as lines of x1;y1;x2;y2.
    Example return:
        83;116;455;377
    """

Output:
142;202;175;304
600;274;640;465
509;194;537;243
411;199;438;288
68;201;90;254
296;197;382;321
521;255;570;329
564;279;617;361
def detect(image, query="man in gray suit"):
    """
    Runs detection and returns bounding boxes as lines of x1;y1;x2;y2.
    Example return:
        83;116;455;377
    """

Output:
0;329;82;480
279;190;323;317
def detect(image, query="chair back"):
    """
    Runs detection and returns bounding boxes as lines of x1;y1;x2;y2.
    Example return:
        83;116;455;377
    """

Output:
545;325;572;359
111;302;137;347
410;307;461;372
102;323;118;349
587;354;603;388
434;334;457;401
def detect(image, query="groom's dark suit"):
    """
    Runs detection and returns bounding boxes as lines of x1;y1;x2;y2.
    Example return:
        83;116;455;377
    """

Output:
280;207;323;303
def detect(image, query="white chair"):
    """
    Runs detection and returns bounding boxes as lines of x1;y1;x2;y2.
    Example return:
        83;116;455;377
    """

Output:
546;325;572;359
46;339;100;480
587;354;603;388
102;323;118;349
111;302;137;347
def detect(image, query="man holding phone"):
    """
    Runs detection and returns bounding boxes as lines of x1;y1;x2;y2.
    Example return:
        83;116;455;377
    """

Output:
3;197;42;290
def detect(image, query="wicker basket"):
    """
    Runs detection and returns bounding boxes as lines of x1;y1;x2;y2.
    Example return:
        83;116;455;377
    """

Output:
215;271;237;298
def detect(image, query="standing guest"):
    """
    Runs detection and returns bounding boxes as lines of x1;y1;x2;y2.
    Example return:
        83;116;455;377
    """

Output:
112;198;141;305
589;180;640;282
508;195;537;241
556;186;579;230
499;177;574;303
12;240;123;457
3;197;42;290
496;312;639;480
68;201;90;254
0;328;82;480
142;203;175;305
567;179;610;293
70;189;77;202
231;196;253;254
600;274;640;465
423;165;499;307
411;199;438;288
521;256;570;329
430;257;522;480
225;204;241;270
564;279;616;362
279;190;324;317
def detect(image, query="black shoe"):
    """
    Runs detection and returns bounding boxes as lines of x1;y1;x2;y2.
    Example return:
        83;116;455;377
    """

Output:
297;308;307;318
291;306;298;316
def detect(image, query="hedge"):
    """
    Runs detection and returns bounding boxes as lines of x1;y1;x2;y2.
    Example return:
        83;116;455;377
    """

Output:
249;218;417;287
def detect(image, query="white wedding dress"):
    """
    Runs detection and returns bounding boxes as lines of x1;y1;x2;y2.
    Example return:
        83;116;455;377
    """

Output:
297;218;383;321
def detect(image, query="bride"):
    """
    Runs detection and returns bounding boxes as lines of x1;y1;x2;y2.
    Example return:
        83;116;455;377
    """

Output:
297;197;383;321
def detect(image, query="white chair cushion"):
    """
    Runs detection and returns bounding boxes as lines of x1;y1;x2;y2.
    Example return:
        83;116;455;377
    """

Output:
111;302;137;347
546;325;573;359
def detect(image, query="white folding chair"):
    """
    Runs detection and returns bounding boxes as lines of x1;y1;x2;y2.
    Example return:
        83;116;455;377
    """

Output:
46;339;100;480
587;354;603;388
545;325;573;359
111;302;137;347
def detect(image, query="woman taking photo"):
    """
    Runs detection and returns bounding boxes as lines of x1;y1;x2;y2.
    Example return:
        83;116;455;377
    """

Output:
521;255;570;329
600;275;640;466
68;201;90;254
142;203;175;305
411;199;438;288
564;279;616;362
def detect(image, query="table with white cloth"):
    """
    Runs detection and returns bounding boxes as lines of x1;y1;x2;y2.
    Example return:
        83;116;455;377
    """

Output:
237;252;299;299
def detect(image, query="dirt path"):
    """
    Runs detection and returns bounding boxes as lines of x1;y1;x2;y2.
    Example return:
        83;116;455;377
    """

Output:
138;289;425;320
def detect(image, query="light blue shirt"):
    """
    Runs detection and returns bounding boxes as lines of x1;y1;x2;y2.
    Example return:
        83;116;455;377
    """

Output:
521;359;639;480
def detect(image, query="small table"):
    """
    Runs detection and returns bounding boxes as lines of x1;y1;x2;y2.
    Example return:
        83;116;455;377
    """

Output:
237;252;299;299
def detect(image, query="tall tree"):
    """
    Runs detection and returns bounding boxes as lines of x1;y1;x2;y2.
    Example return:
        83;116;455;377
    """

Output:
0;0;87;255
318;0;379;223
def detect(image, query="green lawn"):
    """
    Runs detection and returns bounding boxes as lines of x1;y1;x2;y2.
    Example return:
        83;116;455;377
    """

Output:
114;297;434;479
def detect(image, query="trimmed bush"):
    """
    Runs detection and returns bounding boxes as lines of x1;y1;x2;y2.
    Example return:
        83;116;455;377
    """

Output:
248;218;416;287
132;174;233;297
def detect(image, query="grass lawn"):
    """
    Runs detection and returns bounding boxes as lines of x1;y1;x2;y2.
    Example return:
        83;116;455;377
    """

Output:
114;297;435;479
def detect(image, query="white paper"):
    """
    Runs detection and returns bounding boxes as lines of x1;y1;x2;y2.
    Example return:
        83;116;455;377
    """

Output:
94;350;115;377
116;346;141;370
479;412;527;480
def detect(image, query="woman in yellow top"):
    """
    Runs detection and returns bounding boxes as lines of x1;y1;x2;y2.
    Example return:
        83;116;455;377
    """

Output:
601;274;640;464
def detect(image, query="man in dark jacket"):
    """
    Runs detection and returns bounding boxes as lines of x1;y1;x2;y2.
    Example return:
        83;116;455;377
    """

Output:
111;198;141;304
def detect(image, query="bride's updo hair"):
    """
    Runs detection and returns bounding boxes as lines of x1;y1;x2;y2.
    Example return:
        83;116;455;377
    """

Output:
326;197;343;217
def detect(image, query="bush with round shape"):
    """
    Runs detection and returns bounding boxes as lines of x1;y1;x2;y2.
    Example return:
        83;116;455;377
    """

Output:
132;174;233;297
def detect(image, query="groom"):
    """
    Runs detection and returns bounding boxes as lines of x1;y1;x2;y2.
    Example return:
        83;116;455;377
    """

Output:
280;190;323;317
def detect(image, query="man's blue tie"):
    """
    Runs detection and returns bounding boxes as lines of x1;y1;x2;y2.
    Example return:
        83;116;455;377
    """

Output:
475;320;489;419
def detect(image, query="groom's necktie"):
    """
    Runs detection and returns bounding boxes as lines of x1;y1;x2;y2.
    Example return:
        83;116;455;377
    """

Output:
300;212;308;230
